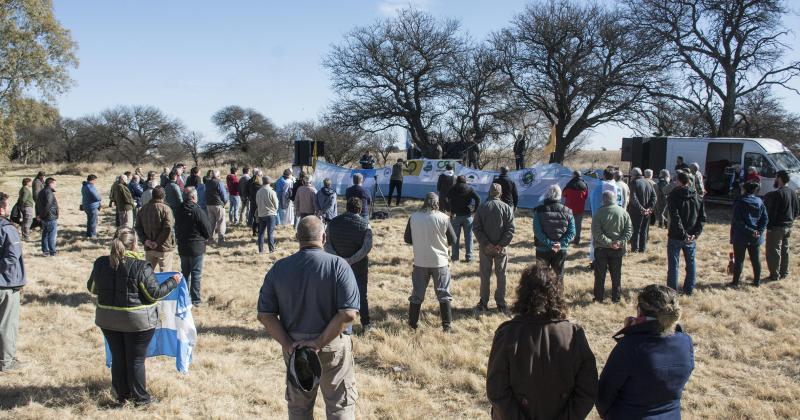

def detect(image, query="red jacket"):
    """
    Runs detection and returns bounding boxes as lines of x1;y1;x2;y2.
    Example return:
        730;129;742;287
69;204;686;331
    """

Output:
226;174;240;196
563;186;588;216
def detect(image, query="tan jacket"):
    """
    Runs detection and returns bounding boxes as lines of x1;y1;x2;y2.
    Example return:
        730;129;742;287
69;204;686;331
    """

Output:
134;199;175;253
294;185;318;215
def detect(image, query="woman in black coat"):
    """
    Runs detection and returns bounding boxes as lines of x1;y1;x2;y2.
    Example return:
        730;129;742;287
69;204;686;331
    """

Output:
87;227;181;406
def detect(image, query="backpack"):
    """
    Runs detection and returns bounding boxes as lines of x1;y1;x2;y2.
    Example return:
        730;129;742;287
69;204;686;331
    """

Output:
10;203;22;225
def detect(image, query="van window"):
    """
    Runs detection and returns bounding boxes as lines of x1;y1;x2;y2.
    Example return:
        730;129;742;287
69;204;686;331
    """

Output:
744;152;776;177
769;152;800;172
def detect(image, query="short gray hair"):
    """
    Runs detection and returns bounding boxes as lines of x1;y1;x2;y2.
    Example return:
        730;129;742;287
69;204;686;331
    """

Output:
545;184;562;201
183;186;198;202
659;169;670;180
630;167;643;178
421;192;439;212
644;169;653;179
352;173;363;184
296;216;324;243
602;190;617;206
323;178;332;187
212;169;221;179
690;162;700;171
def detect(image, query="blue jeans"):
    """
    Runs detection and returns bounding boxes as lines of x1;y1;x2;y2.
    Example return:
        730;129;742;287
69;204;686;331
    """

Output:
451;215;473;261
257;215;277;253
228;196;241;224
667;239;696;294
277;208;285;226
41;219;57;255
180;254;204;304
85;209;98;238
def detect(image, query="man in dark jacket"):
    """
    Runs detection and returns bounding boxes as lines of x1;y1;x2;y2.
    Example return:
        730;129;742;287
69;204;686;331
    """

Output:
205;169;229;246
533;185;575;282
345;173;372;219
0;192;26;372
135;187;175;272
447;176;481;262
111;175;135;229
325;198;373;334
628;168;657;253
763;170;799;281
436;164;456;213
492;167;519;209
513;138;526;170
174;187;212;305
359;152;376;169
666;172;706;295
238;167;251;226
35;177;59;257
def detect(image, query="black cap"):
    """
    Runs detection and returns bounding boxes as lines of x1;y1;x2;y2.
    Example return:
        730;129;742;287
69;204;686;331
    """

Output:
289;347;322;392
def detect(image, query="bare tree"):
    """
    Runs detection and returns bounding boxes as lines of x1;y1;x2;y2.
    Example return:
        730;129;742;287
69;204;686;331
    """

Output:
211;105;276;153
363;131;398;166
628;0;800;136
181;130;204;167
302;120;366;167
446;43;511;146
101;105;184;165
324;8;462;158
494;0;666;163
732;88;800;150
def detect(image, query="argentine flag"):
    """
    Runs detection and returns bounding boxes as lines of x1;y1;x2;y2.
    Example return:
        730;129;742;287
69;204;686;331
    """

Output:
105;272;197;373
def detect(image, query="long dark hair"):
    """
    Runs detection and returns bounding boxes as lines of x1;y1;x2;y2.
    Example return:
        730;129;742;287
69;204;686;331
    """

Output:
511;261;567;319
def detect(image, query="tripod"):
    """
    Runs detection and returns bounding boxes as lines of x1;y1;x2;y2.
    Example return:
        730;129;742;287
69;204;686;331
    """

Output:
371;175;391;218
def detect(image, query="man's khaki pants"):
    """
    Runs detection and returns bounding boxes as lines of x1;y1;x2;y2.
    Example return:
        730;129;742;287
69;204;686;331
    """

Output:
283;334;357;420
118;209;133;229
206;205;226;243
145;250;173;272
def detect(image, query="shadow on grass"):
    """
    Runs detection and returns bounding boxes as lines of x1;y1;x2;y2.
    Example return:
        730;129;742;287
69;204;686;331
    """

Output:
0;379;108;409
22;291;93;307
196;325;264;340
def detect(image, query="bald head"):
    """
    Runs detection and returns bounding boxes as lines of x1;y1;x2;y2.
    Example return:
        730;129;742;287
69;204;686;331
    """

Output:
296;216;325;247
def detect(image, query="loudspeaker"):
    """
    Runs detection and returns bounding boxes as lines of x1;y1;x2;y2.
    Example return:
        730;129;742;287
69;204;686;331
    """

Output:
294;141;325;166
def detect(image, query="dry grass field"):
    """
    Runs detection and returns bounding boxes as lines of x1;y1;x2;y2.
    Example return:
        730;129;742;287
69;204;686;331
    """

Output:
1;157;800;419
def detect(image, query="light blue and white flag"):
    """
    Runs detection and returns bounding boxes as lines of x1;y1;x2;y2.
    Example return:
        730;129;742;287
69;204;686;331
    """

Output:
105;272;197;373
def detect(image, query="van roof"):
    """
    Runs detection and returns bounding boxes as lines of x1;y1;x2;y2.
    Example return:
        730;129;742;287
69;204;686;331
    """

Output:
640;137;788;154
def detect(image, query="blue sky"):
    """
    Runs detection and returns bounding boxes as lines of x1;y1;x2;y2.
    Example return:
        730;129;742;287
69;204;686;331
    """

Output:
52;0;800;150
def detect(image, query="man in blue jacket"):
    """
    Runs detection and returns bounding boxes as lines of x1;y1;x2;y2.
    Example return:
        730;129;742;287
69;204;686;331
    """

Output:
0;192;26;372
81;175;102;238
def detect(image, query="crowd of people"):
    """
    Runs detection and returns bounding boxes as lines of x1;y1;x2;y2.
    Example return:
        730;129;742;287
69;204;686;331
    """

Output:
0;155;797;419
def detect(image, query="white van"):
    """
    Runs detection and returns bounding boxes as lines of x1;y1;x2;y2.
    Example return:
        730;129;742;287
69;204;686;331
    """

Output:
621;137;800;198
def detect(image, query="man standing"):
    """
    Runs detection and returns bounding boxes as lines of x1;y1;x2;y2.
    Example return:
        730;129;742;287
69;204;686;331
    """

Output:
35;177;59;257
315;178;338;223
513;138;526;170
294;178;318;219
563;171;588;245
0;192;25;372
175;187;212;306
533;185;575;282
436;164;456;213
591;191;632;303
238;167;251;226
257;217;360;419
763;170;799;281
666;172;706;295
255;176;279;254
614;170;630;210
140;179;158;207
359;151;376;169
628;168;657;253
689;163;705;197
164;170;183;215
674;156;689;172
326;198;373;334
275;169;293;227
492;167;519;210
32;172;45;200
205;170;229;246
588;168;623;268
174;163;187;191
226;167;241;226
16;178;35;241
404;193;456;332
388;158;405;207
447;175;481;262
111;175;135;229
81;175;102;239
473;184;516;315
135;187;175;272
654;170;671;228
346;173;372;220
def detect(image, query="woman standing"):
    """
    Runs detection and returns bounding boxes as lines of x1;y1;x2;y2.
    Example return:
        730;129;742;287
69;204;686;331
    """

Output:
87;228;181;406
486;262;598;419
730;182;768;287
597;285;694;419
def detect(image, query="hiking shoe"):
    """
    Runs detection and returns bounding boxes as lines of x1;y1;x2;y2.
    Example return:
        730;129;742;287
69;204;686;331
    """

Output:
474;302;489;314
497;305;511;317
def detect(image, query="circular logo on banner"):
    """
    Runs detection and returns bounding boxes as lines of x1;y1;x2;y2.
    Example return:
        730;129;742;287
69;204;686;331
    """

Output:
522;170;536;187
423;162;433;172
437;160;449;169
383;168;391;177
